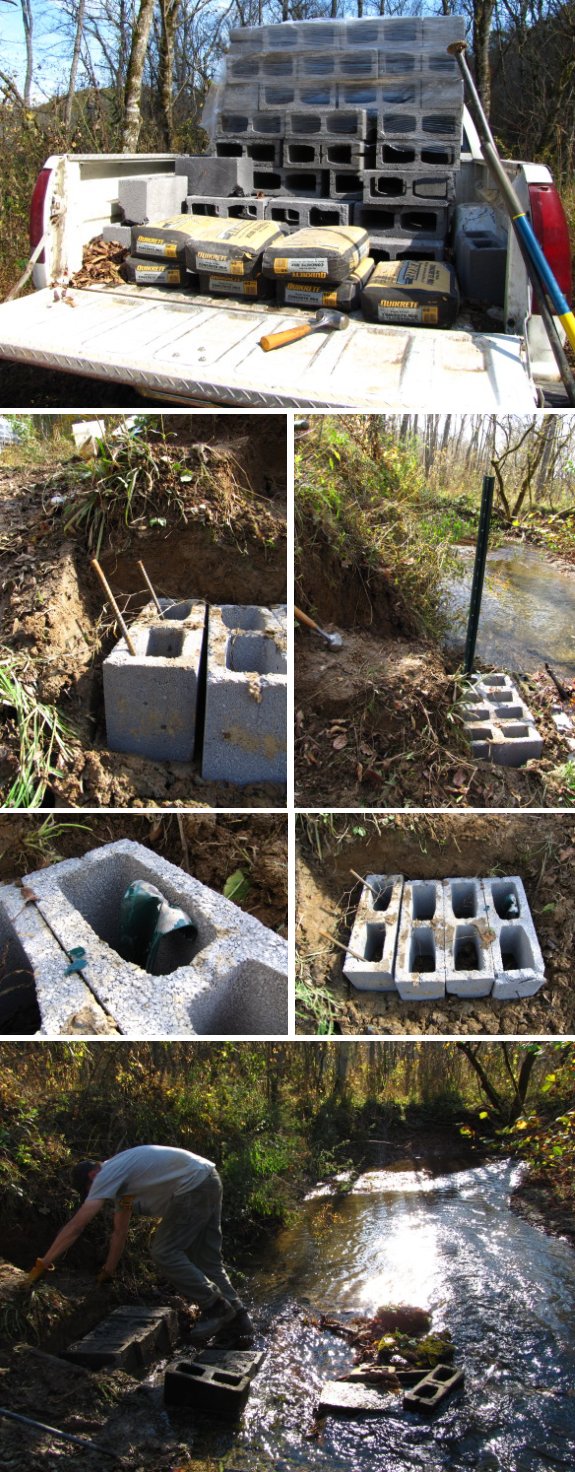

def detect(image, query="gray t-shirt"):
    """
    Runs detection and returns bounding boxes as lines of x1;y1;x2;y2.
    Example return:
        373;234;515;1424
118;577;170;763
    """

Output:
87;1145;215;1216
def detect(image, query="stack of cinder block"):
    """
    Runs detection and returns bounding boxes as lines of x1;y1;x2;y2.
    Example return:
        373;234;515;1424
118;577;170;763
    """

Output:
201;14;465;264
343;872;545;1001
459;672;544;766
0;841;289;1036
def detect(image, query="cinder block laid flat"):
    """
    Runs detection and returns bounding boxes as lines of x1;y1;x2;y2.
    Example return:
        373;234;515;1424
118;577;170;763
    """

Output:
343;872;546;1002
285;109;372;139
117;174;188;224
443;877;495;998
459;673;543;767
65;1306;176;1372
403;1363;464;1414
318;1379;397;1415
164;1349;264;1416
103;602;206;763
483;876;546;998
395;880;446;999
175;155;254;195
202;605;287;786
343;874;403;991
16;840;289;1037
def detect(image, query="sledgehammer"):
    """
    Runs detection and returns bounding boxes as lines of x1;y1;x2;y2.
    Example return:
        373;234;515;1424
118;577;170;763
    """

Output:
295;605;343;650
259;308;349;352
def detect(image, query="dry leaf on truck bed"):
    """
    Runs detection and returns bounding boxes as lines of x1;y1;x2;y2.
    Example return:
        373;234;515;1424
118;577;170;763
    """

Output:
69;236;127;287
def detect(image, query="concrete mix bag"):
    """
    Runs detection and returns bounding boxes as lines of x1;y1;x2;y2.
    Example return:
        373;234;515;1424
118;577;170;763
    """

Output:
275;257;375;311
361;260;459;327
262;226;369;284
131;216;282;277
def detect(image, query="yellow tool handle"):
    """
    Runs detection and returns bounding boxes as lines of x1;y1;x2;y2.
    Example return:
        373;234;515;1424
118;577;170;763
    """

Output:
294;605;321;633
259;323;314;352
27;1257;54;1284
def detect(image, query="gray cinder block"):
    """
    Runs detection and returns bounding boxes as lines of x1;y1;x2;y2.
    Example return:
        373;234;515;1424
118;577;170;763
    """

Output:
265;198;351;228
187;196;267;220
102;223;133;247
176;155;254;196
164;1350;264;1416
352;201;449;239
483;876;546;998
117;174;188;224
19;840;289;1036
443;877;494;997
0;881;116;1035
202;605;287;786
343;874;403;990
66;1306;176;1371
460;673;543;767
103;602;206;763
394;880;446;999
285;110;371;140
364;171;456;203
368;236;446;262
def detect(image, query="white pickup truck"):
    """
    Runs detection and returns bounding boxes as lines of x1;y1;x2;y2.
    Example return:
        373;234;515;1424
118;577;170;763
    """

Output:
0;109;570;409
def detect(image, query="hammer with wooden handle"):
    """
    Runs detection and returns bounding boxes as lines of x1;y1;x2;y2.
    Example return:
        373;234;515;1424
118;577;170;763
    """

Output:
259;308;349;353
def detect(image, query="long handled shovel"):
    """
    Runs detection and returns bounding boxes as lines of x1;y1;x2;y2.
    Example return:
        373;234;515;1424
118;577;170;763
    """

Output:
448;41;575;406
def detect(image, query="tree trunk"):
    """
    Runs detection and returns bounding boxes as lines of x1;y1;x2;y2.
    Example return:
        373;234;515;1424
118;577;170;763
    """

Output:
65;0;87;139
473;0;496;117
122;0;157;151
21;0;34;106
157;0;179;147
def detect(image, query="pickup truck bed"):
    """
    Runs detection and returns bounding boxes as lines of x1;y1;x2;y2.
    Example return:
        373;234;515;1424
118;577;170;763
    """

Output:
0;280;536;410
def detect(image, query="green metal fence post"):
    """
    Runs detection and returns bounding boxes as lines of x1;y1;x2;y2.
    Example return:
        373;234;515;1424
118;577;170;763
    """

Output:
464;474;494;675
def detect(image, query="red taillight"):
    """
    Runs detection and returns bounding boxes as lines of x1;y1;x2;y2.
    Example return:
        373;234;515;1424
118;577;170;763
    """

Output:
29;167;52;262
529;182;573;312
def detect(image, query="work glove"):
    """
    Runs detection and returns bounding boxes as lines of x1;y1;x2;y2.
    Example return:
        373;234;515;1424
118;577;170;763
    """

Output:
27;1258;55;1285
96;1267;114;1286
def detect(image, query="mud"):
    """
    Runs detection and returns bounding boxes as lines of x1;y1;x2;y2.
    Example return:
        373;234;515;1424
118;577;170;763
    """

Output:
0;417;287;808
296;813;575;1035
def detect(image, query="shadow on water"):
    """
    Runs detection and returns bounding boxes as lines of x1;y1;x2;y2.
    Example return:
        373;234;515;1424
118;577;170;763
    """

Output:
159;1159;575;1472
442;546;575;679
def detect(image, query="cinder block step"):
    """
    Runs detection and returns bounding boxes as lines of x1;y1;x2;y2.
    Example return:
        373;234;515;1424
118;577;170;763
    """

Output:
14;839;289;1036
103;600;206;763
202;604;287;786
164;1348;264;1416
344;872;545;1001
343;874;403;991
403;1362;464;1413
65;1306;176;1372
483;876;546;997
460;673;543;767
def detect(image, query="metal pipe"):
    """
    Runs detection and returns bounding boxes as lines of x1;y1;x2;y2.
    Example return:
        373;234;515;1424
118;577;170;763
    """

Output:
464;474;494;675
448;41;575;404
0;1406;119;1458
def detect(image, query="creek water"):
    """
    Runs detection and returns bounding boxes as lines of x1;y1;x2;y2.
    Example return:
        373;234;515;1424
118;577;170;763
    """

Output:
160;1159;575;1472
442;545;575;679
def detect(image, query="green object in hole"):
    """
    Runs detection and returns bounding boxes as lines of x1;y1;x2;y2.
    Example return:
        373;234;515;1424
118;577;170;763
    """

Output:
119;880;197;971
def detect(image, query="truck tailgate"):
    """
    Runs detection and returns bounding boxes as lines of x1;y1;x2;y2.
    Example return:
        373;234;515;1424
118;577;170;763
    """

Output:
0;286;536;410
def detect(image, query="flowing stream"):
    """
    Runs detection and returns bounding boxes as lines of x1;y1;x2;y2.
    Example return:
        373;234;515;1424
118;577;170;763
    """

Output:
442;545;575;678
159;1159;575;1472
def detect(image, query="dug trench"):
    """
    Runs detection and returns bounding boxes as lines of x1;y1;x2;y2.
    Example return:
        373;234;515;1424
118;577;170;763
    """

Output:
294;525;575;811
0;416;287;808
296;813;575;1036
1;1124;574;1472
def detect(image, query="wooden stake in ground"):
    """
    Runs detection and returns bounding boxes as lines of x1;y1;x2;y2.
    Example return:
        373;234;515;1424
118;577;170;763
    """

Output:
317;927;366;965
137;560;164;616
91;558;137;656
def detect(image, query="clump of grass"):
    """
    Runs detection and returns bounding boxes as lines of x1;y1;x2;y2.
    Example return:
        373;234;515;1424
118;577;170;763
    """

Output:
61;422;189;557
0;655;75;808
296;960;343;1035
